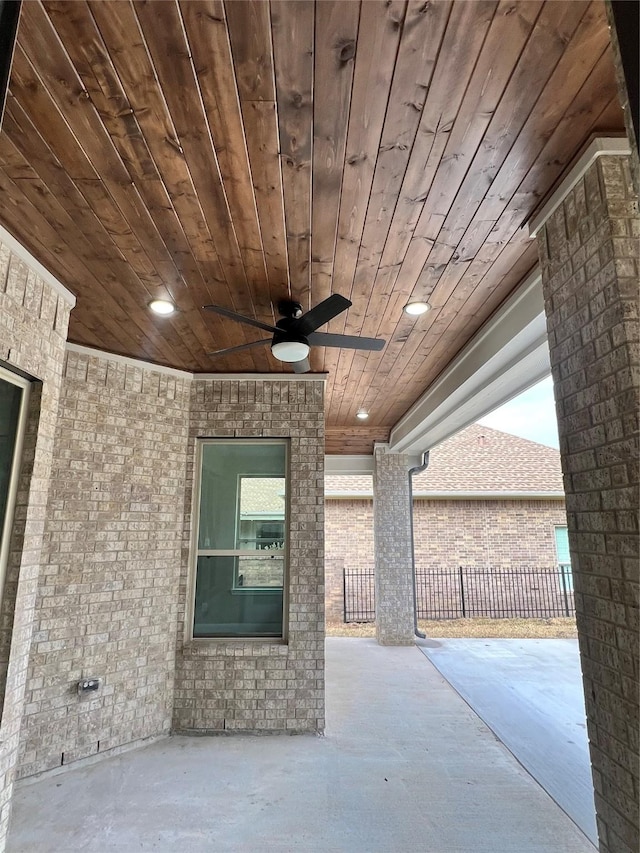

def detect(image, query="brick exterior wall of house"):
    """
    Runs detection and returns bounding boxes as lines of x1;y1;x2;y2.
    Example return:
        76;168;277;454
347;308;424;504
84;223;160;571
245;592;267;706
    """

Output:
173;378;325;734
538;154;639;853
0;242;72;845
325;497;568;622
17;349;190;779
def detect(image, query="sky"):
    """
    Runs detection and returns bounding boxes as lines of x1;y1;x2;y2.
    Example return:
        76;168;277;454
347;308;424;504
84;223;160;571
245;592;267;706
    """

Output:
477;376;559;449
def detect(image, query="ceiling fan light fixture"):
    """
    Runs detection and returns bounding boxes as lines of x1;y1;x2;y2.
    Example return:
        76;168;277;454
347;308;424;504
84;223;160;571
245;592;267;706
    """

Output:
149;299;176;316
271;339;310;363
403;301;431;316
356;409;369;420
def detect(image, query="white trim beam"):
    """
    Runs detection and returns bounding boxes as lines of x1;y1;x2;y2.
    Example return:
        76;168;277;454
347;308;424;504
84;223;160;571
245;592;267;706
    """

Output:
388;270;550;455
528;136;630;237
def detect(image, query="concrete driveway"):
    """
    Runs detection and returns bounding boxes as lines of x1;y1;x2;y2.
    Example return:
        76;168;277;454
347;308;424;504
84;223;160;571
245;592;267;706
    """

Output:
419;638;597;846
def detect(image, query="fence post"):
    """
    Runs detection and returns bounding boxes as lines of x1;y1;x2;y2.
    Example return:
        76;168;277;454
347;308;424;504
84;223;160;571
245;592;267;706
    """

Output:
343;567;347;623
559;564;570;617
459;566;466;617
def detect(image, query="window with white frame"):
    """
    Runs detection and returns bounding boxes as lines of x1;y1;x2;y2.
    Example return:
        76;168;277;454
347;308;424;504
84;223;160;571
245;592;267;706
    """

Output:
554;525;573;592
191;439;288;639
0;365;30;599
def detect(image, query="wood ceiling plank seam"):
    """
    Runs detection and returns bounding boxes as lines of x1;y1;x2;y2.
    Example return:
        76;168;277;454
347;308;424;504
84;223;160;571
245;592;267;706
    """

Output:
2;97;205;369
176;5;271;372
82;1;249;361
131;2;259;326
417;8;613;291
339;0;454;344
310;0;361;347
369;237;538;426
402;0;594;278
270;0;314;306
184;1;273;322
84;0;228;280
68;316;118;352
37;5;233;368
353;0;599;413
328;0;453;424
224;0;291;318
479;45;619;238
344;0;503;416
132;0;268;372
0;152;203;367
368;0;543;326
323;0;408;406
15;4;188;287
364;4;508;342
596;95;627;130
386;248;538;418
0;167;181;363
6;83;222;371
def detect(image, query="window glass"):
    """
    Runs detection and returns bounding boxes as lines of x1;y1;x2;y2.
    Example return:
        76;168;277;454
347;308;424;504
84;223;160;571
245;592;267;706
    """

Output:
554;526;573;591
554;526;571;564
0;376;24;582
193;441;287;638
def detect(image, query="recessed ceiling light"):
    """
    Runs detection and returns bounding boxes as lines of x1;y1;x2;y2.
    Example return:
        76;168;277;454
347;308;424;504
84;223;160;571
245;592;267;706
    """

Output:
403;301;431;316
356;410;369;420
149;299;176;316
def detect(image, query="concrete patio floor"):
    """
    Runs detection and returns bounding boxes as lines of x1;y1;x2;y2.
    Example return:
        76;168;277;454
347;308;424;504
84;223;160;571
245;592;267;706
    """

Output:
8;638;596;853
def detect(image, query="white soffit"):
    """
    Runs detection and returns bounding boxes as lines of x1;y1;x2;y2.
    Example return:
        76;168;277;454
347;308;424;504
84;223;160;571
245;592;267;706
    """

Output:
324;455;374;475
0;223;77;307
528;136;630;237
388;269;550;456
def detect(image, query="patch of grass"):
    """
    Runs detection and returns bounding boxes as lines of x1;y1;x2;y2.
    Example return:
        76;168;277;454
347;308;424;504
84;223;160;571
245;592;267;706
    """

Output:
326;617;578;639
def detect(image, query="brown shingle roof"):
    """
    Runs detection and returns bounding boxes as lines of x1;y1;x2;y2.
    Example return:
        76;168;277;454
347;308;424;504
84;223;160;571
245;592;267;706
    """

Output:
325;424;564;496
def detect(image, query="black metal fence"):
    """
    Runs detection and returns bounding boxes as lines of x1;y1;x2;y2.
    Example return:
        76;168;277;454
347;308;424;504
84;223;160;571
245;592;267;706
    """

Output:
343;566;575;622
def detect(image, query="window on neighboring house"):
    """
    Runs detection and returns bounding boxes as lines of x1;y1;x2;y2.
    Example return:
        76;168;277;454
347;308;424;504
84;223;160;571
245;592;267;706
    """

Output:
0;366;30;599
191;439;288;639
554;525;573;592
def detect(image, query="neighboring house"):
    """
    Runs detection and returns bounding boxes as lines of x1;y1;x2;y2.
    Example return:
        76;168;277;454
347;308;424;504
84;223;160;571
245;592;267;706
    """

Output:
325;424;568;622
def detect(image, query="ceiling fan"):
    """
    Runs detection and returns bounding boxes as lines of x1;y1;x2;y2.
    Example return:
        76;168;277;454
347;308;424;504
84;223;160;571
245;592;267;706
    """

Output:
203;294;385;373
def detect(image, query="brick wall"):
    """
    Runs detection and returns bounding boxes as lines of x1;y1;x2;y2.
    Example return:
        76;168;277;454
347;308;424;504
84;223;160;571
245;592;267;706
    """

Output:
173;379;325;734
414;499;568;567
372;448;414;645
538;154;639;853
17;350;190;778
325;498;568;621
325;499;374;621
0;242;71;845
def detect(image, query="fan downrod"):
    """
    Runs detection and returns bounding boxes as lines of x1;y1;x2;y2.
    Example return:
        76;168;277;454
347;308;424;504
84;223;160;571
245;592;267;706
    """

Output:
277;299;303;319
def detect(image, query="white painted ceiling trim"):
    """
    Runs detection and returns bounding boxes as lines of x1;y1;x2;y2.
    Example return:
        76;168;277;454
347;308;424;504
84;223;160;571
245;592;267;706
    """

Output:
387;269;551;456
325;490;565;500
66;343;193;379
528;135;631;237
65;343;328;381
0;223;77;307
324;455;374;475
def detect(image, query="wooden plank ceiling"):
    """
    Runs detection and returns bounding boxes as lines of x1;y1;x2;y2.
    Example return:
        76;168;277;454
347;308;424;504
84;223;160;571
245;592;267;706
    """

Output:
0;0;624;453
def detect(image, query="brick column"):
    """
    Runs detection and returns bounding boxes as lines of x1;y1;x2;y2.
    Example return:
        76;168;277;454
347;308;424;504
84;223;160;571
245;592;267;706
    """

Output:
537;154;639;853
372;446;415;645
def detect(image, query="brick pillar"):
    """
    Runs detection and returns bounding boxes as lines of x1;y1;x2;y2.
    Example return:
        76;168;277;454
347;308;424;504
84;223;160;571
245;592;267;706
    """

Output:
537;154;639;853
372;446;415;645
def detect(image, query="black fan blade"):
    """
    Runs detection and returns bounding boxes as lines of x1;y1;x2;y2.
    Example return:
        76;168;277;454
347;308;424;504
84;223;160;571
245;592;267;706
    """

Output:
307;331;385;351
203;304;279;334
207;339;271;357
291;357;311;374
293;294;352;334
